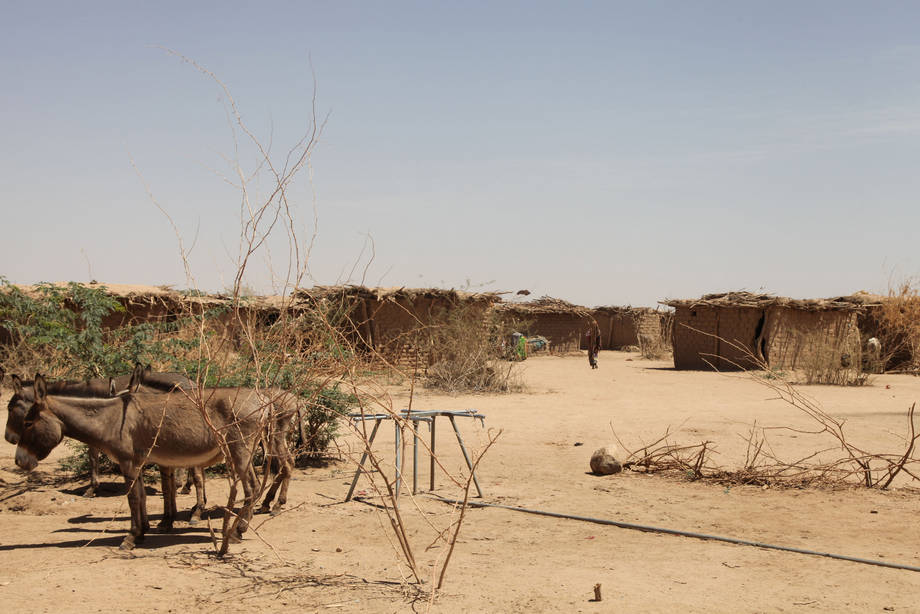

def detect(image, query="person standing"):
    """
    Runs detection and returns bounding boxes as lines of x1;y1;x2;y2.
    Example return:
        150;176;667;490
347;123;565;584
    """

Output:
587;322;601;369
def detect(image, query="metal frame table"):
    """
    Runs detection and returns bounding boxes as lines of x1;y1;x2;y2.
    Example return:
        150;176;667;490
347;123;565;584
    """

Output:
344;409;486;502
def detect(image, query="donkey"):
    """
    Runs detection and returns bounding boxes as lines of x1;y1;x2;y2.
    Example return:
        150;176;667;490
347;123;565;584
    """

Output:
15;366;274;550
130;365;299;517
3;367;209;529
4;366;111;497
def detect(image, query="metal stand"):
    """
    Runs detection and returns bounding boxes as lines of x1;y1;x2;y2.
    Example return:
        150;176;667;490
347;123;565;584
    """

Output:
345;409;486;503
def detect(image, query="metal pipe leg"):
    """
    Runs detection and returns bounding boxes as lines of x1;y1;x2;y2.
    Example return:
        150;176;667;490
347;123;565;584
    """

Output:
395;422;402;500
430;417;436;492
412;422;419;495
449;414;483;498
345;419;381;502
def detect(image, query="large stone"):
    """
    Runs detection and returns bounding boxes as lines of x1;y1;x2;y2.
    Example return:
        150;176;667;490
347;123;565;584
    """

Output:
590;446;622;475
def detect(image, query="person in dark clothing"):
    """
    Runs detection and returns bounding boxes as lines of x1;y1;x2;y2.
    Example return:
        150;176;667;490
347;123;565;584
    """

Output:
587;322;601;369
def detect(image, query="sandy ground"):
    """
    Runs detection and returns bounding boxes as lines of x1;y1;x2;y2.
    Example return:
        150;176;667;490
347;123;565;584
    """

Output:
2;351;920;613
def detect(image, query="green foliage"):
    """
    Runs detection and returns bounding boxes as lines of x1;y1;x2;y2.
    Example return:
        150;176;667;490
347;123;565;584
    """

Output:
292;384;356;464
0;278;128;378
58;441;119;477
2;278;352;461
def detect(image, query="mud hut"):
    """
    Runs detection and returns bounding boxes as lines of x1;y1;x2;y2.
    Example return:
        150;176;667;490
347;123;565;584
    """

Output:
296;285;502;368
591;306;667;350
494;297;594;354
662;292;868;372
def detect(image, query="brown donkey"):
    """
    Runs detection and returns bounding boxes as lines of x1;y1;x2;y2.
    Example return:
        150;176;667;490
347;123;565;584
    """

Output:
3;367;208;529
15;367;271;550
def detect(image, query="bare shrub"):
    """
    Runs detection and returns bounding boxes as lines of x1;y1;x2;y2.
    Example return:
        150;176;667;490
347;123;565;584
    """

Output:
638;332;668;360
635;309;672;360
797;330;869;386
876;279;920;373
425;303;525;394
617;337;920;489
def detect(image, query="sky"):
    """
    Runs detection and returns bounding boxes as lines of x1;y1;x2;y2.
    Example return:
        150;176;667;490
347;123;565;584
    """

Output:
2;1;919;307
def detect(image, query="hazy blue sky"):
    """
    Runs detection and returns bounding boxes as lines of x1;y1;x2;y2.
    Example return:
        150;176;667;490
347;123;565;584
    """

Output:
3;1;919;307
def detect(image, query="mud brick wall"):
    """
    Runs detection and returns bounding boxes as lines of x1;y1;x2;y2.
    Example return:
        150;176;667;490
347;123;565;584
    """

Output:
712;307;763;370
610;313;640;348
635;311;662;340
764;308;860;371
672;306;720;369
672;306;760;370
526;313;590;354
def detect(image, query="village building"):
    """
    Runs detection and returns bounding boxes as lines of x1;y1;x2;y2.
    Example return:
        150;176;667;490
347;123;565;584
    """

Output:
295;285;502;369
493;297;595;355
591;306;670;352
662;292;868;372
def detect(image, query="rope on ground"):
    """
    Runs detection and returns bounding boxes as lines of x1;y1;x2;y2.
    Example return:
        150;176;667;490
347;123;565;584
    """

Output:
427;494;920;573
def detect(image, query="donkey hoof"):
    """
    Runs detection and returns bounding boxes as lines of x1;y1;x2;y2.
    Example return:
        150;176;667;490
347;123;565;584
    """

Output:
119;537;136;551
188;517;200;526
83;488;97;498
256;505;270;515
270;504;283;516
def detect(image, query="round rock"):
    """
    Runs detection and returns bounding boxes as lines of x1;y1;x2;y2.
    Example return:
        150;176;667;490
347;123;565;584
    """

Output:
590;447;623;475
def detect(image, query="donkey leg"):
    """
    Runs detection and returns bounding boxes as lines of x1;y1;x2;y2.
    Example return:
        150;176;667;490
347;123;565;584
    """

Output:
179;467;193;495
188;467;206;525
119;466;146;550
218;480;239;555
272;453;293;515
258;455;279;514
156;467;176;533
84;447;100;497
137;468;150;534
262;442;292;515
229;464;258;543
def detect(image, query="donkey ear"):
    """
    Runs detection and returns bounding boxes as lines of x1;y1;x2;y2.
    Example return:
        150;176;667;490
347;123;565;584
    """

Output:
10;374;23;396
34;374;48;403
129;363;145;393
109;378;117;396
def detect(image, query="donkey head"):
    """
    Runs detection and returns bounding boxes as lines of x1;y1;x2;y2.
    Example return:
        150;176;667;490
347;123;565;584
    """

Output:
5;374;31;445
15;374;64;471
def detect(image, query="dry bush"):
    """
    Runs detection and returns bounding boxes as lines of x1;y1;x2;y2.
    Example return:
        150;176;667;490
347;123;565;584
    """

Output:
797;331;869;386
617;404;918;489
636;310;672;360
876;280;920;373
424;304;525;394
638;332;668;360
617;338;919;489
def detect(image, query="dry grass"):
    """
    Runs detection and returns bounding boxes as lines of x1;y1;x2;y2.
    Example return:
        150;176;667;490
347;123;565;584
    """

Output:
876;280;920;373
424;304;525;394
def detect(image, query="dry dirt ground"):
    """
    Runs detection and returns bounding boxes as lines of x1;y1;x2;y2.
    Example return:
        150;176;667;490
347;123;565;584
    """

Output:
2;351;920;613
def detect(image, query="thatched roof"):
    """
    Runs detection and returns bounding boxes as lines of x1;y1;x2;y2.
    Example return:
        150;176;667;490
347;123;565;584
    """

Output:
295;285;503;304
7;282;293;311
494;296;593;316
593;305;660;315
661;291;878;312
